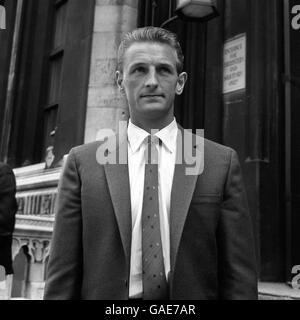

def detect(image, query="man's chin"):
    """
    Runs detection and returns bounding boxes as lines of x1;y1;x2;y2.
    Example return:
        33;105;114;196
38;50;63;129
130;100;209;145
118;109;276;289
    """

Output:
142;102;168;112
140;109;175;124
142;106;169;117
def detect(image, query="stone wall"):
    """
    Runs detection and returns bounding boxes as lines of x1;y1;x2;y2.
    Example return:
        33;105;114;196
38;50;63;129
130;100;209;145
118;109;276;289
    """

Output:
84;0;138;143
0;0;139;300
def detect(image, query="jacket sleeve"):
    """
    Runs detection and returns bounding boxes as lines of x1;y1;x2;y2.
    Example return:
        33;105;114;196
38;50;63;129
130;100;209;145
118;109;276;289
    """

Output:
0;164;17;235
44;149;83;300
0;164;17;274
217;149;258;299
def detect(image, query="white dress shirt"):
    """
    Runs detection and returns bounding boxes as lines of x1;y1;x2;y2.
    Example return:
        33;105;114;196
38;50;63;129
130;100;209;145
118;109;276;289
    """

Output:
127;118;178;299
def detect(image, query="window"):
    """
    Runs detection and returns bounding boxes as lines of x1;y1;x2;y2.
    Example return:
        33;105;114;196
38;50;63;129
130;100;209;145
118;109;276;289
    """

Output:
4;0;94;168
42;0;68;155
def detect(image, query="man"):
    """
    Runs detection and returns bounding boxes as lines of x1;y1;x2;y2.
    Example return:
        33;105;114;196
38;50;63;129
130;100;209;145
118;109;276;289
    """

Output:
0;163;17;276
44;27;257;300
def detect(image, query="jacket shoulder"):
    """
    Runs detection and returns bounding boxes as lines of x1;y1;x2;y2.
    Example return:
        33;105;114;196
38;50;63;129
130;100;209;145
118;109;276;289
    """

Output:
66;136;121;169
0;163;15;176
65;141;104;168
71;141;103;156
204;138;234;154
203;138;236;165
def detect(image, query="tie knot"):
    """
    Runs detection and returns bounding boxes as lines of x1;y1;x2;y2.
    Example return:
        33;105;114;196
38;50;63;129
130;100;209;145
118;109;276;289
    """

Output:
150;134;159;146
145;135;159;164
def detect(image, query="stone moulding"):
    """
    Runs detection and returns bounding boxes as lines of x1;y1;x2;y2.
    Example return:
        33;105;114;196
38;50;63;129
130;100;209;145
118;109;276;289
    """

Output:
13;161;64;233
16;190;58;216
15;215;54;234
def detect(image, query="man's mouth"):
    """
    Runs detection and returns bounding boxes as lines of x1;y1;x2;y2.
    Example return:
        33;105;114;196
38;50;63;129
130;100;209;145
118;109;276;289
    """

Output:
141;94;164;98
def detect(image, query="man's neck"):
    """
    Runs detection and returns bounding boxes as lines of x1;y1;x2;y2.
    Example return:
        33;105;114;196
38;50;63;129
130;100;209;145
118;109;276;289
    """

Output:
130;116;175;133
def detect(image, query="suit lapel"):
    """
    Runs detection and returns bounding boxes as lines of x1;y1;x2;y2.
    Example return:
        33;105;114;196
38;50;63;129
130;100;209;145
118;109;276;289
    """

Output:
103;131;132;269
170;126;203;272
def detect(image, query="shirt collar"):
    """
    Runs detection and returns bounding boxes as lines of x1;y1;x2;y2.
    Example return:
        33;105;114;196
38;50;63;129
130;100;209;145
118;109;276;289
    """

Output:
127;120;149;154
127;118;178;154
155;118;177;154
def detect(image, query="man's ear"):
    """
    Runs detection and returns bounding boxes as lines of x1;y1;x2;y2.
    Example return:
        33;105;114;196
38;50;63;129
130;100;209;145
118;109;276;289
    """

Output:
116;71;124;92
176;72;188;95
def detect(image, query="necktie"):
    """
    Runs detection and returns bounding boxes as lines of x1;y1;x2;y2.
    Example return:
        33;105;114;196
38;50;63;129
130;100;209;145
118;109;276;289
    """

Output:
142;135;168;300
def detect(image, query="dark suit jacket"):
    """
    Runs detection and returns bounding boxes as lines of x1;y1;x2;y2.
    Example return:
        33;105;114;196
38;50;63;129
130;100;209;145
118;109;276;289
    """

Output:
0;163;17;274
44;127;257;300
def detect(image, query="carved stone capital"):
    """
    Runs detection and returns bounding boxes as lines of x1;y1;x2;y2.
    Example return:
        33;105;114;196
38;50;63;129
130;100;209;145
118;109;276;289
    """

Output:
12;237;51;263
28;239;51;263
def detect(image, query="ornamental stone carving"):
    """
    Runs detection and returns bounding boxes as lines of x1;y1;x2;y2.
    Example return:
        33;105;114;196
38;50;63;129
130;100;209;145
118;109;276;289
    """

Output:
12;237;51;263
28;240;51;263
16;191;57;216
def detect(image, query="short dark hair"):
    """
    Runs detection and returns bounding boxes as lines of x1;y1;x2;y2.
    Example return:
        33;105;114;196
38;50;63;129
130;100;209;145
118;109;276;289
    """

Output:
117;26;184;74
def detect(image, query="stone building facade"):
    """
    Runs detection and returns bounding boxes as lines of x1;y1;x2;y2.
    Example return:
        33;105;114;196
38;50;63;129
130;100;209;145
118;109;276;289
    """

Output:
0;0;300;299
0;0;138;299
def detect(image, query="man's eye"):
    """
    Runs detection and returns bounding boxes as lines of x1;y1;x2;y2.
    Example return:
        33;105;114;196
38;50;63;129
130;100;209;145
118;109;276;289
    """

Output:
133;67;145;74
159;67;171;74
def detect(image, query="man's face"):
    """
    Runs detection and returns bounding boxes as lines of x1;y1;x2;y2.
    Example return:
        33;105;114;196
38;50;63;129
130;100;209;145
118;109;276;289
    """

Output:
116;42;187;123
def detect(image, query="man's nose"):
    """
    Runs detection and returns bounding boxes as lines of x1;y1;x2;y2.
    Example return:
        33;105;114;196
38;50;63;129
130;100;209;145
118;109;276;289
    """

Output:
145;68;158;88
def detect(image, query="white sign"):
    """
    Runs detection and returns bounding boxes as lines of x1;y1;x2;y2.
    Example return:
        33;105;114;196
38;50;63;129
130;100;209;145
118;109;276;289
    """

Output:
223;34;246;94
0;5;5;30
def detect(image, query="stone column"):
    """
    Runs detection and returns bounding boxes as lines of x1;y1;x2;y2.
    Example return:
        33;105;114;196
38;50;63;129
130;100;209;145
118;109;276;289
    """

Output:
26;239;50;300
11;238;50;300
84;0;138;143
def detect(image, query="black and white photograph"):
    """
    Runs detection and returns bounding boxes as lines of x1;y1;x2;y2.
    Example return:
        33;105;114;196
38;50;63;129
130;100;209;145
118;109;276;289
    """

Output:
0;0;300;307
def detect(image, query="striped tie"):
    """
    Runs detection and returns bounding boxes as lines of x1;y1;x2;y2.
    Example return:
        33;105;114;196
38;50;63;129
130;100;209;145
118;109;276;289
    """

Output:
142;135;168;300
